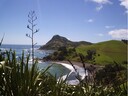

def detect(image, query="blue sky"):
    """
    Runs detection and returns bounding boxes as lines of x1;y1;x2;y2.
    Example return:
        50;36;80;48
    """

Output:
0;0;127;45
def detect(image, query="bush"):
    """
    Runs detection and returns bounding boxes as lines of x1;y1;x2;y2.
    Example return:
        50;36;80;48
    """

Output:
95;62;127;88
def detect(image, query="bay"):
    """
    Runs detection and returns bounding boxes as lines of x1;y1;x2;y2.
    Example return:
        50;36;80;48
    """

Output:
0;44;87;85
0;44;71;78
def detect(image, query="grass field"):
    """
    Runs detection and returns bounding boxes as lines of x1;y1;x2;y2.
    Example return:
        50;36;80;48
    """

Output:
76;40;127;65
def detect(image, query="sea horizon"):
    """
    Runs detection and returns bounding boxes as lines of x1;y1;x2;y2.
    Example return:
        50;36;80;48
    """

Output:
1;43;42;46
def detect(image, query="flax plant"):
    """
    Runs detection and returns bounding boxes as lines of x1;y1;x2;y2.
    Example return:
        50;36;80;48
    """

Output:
26;11;39;64
0;50;54;96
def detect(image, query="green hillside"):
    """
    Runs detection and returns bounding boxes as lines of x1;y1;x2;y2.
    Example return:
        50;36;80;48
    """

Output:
76;40;127;65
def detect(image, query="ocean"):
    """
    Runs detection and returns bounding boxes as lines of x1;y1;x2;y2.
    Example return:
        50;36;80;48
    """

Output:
0;44;53;58
0;44;70;78
0;44;86;85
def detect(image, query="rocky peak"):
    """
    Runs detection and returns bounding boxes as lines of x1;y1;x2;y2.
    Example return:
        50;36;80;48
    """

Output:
39;35;92;50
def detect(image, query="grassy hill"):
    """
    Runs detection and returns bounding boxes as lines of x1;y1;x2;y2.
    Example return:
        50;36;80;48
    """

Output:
76;40;127;65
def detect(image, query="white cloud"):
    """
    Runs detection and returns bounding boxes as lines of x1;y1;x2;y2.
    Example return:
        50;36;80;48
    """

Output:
98;33;104;36
91;0;112;4
90;0;112;11
87;19;94;23
120;0;128;13
120;0;128;9
108;29;128;39
105;25;115;29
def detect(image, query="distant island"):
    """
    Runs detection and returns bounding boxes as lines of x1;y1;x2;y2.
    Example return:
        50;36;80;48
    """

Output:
39;35;92;50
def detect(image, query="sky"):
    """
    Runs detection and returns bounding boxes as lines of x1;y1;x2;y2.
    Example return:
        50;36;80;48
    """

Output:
0;0;127;45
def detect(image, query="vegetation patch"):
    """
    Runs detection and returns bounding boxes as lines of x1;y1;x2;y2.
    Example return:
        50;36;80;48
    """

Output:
76;40;127;65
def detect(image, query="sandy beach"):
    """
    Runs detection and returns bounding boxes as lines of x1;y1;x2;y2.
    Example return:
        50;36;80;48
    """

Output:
53;60;103;70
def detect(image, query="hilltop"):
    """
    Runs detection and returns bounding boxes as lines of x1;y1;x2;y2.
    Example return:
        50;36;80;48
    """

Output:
76;40;127;65
39;35;92;50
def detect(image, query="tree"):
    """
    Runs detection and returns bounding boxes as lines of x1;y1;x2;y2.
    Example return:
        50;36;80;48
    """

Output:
121;39;128;44
85;49;97;64
26;11;39;64
95;62;127;86
58;46;67;55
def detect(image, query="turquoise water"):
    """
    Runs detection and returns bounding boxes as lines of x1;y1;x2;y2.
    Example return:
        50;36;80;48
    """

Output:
37;62;71;78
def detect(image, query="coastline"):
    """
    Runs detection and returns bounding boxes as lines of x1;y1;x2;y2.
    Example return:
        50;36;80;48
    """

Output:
52;61;103;85
52;61;86;85
52;60;103;70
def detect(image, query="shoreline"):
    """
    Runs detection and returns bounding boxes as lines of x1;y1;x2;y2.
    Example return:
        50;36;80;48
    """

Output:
51;60;103;70
52;61;86;85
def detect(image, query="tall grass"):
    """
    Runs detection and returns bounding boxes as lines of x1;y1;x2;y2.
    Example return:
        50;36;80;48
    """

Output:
0;50;56;96
0;50;127;96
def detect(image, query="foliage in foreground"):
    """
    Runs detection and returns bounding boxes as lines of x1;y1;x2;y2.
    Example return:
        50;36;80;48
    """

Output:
0;50;127;96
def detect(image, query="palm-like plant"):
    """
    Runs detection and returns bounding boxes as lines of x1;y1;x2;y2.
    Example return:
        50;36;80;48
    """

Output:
0;50;56;96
